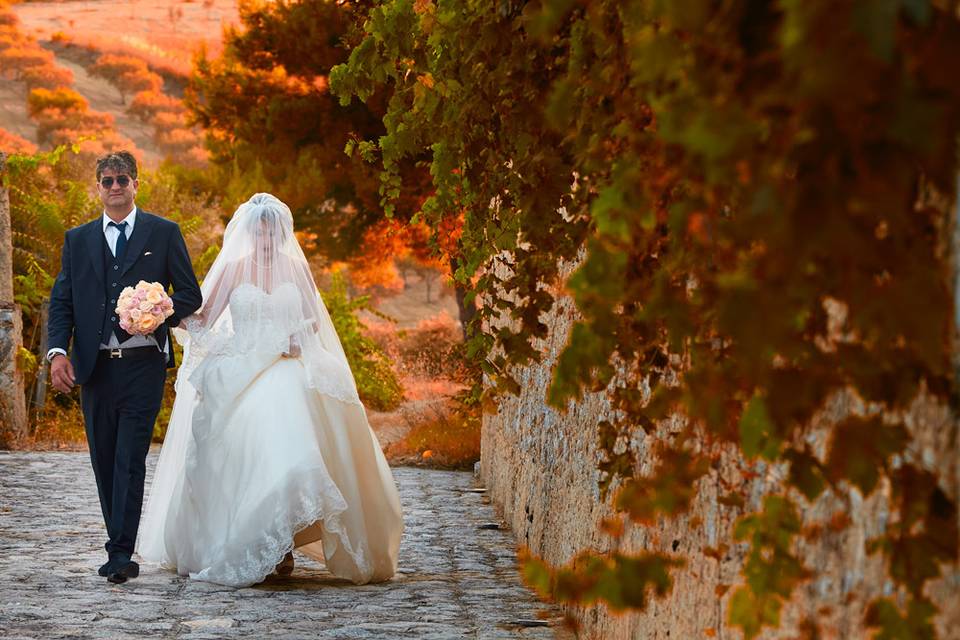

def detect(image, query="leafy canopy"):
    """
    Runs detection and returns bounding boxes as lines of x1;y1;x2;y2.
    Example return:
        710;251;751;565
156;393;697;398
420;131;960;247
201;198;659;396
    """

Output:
331;0;960;636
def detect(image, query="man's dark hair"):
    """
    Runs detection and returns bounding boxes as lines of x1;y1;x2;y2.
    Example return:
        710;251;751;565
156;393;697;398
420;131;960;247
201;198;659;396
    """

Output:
95;151;138;181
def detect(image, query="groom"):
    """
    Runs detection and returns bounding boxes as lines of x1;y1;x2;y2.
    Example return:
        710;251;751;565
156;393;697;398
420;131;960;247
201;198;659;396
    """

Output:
46;151;202;584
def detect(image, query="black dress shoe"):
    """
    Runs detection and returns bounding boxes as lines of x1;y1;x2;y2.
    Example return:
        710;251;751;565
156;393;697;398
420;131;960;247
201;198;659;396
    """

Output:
107;560;139;584
98;560;113;577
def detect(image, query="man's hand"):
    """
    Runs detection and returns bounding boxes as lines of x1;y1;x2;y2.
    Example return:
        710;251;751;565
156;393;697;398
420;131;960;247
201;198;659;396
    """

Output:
50;355;76;393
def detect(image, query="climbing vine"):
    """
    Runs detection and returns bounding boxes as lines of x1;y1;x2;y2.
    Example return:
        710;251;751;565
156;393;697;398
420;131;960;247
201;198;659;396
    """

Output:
331;0;960;637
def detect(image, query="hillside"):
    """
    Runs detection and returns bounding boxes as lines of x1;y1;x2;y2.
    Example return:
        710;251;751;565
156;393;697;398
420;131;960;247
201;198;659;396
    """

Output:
13;0;237;76
2;0;236;164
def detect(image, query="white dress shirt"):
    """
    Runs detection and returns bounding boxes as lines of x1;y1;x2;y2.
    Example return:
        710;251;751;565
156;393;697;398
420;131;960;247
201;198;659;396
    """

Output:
46;206;167;362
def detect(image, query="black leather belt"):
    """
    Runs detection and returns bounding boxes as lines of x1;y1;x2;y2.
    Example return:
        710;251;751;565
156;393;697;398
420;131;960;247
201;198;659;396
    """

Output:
98;346;162;360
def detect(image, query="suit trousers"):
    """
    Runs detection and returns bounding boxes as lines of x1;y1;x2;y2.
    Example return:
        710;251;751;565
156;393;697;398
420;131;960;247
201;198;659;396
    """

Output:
80;348;167;561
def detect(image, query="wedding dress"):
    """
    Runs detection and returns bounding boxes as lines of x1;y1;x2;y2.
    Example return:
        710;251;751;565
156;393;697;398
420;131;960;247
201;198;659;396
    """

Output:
136;193;403;587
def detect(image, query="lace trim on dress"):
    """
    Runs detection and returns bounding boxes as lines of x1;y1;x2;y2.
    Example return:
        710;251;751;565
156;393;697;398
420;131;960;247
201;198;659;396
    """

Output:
185;465;373;588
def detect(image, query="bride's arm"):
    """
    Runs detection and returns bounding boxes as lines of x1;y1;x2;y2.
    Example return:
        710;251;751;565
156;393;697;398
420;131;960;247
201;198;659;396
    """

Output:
280;262;323;357
180;261;242;333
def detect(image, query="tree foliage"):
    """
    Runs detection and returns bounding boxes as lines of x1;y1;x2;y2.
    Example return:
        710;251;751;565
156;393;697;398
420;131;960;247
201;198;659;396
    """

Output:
186;0;388;236
331;0;960;636
90;54;162;104
185;0;473;331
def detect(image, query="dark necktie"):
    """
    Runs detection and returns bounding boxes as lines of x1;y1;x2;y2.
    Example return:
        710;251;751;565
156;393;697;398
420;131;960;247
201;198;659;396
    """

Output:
109;221;128;264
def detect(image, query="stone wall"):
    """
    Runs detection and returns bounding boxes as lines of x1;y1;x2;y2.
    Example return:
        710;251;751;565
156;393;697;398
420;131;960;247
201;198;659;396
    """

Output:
0;305;27;441
478;263;960;639
0;152;27;443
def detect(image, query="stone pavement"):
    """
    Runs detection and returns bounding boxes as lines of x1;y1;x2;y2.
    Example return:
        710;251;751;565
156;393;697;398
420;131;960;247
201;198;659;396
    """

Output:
0;451;572;639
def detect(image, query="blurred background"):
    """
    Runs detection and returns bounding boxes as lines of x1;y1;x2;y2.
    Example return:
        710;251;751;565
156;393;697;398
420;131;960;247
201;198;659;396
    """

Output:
0;0;479;470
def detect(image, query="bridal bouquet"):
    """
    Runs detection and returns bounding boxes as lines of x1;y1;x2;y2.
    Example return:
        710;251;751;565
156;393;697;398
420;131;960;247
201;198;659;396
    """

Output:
116;280;175;335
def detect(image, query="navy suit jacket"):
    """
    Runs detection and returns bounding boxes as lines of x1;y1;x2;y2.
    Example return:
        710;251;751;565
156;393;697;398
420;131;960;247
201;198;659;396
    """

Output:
47;208;203;386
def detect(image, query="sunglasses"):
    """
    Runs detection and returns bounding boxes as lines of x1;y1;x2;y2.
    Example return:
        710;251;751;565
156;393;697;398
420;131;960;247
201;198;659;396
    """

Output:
99;175;132;189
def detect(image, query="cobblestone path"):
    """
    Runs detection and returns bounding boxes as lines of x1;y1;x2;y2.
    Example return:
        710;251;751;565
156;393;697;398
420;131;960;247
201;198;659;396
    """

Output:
0;451;570;639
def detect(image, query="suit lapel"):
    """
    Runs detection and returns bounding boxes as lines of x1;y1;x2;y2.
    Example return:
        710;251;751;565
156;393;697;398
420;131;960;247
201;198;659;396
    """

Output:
121;208;156;277
84;218;105;287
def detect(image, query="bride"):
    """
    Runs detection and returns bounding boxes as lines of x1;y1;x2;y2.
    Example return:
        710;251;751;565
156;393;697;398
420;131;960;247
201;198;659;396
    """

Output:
136;193;404;587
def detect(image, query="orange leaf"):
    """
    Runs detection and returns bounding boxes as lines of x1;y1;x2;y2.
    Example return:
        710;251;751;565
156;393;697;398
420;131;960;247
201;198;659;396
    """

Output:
599;516;625;539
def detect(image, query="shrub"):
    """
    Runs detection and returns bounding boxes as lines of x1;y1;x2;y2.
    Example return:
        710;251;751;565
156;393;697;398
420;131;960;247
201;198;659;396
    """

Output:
320;269;403;411
0;46;54;78
151;110;184;133
46;123;128;151
21;64;73;90
154;127;200;154
71;131;139;159
34;108;114;145
128;90;183;120
181;145;208;168
90;53;147;79
90;53;155;103
0;33;23;51
117;69;162;97
0;127;37;154
400;311;464;379
382;402;480;470
0;5;16;28
27;87;87;116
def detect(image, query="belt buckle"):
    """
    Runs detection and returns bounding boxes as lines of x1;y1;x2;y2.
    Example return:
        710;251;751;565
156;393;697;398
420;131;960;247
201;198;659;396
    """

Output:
109;348;123;359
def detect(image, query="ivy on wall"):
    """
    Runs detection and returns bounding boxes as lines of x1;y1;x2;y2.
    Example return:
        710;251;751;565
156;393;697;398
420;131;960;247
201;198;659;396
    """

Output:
330;1;960;637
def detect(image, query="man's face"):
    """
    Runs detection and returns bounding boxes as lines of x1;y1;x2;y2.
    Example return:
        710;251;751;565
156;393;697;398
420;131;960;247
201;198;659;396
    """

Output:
97;167;138;212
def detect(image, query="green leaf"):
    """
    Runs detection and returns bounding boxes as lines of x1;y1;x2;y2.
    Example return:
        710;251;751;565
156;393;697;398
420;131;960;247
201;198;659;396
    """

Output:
826;417;908;496
785;449;827;500
739;394;780;461
899;0;931;26
729;587;781;640
865;596;937;640
852;0;898;62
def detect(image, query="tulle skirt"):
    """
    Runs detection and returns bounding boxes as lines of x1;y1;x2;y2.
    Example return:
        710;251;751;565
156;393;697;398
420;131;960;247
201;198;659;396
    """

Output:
137;352;404;587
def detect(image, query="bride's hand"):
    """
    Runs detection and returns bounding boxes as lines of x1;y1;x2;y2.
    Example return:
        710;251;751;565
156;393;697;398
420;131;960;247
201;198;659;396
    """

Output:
282;340;301;358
